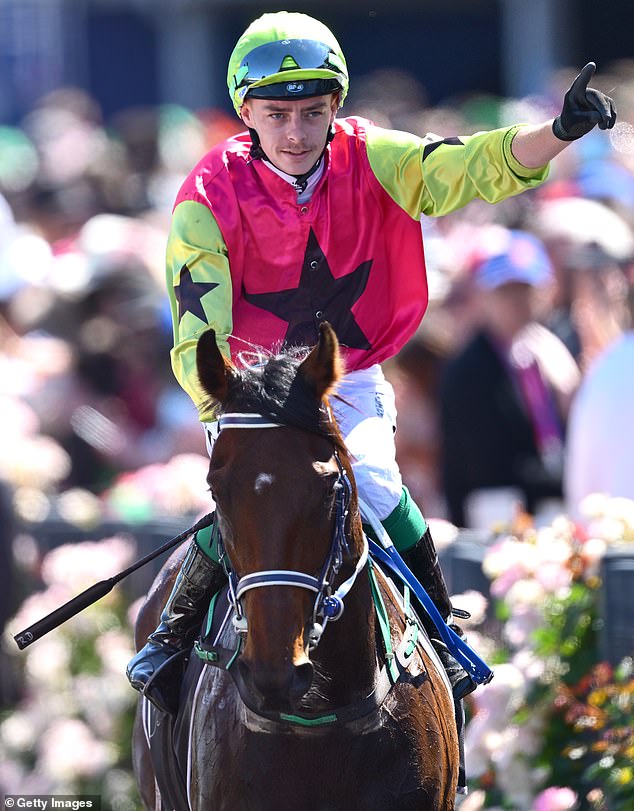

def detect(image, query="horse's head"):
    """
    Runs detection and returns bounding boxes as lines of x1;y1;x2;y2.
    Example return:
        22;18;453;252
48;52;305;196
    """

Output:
196;323;364;713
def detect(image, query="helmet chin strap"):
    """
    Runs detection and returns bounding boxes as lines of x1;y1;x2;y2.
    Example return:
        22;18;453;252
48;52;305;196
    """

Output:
248;126;335;193
248;128;267;161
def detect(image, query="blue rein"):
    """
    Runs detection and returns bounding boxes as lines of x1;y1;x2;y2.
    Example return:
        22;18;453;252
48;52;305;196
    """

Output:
359;497;493;687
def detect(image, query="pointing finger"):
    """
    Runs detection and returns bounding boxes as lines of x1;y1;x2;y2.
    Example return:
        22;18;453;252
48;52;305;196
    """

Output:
569;61;597;103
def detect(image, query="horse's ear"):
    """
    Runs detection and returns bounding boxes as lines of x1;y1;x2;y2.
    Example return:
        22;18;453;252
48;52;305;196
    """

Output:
298;322;343;400
196;329;232;404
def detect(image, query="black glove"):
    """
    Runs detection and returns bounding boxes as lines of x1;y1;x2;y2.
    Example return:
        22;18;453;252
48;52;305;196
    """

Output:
552;62;617;141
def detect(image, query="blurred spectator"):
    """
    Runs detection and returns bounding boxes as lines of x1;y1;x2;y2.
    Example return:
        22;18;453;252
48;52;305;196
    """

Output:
0;86;242;508
388;326;450;519
439;230;580;528
531;196;634;368
564;262;634;513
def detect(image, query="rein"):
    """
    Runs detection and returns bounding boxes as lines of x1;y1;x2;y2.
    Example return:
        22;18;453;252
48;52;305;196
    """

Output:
215;412;368;648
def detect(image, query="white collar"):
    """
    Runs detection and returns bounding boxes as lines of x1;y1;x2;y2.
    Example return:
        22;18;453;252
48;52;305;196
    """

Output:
262;158;325;203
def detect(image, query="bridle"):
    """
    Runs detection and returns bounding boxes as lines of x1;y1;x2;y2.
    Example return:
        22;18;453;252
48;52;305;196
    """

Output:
196;410;493;728
213;411;369;649
196;409;459;729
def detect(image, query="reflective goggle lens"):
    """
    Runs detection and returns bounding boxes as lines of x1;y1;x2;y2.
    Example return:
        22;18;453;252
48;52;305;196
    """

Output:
237;39;335;87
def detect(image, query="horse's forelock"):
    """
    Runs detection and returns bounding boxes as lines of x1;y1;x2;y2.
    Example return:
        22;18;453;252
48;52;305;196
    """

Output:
221;352;322;432
213;349;360;529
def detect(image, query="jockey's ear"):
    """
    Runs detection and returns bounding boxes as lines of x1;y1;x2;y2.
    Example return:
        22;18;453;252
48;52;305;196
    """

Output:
298;321;343;401
196;328;233;404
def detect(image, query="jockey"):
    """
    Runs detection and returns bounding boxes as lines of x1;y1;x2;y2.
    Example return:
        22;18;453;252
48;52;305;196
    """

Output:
127;11;616;716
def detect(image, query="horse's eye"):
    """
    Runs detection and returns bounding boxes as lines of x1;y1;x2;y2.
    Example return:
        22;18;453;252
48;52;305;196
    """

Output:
322;474;340;506
208;470;228;505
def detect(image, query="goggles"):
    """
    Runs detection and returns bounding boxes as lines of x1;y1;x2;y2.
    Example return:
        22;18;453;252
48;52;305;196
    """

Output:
234;38;344;90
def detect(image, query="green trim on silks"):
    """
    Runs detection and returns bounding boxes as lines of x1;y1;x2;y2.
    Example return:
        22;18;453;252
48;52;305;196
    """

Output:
194;523;221;564
362;486;428;553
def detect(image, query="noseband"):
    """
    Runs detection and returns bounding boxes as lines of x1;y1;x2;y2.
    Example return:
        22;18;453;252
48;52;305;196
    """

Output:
214;412;369;649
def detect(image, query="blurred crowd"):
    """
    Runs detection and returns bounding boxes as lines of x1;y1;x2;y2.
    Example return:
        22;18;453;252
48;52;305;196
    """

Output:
350;60;634;528
1;60;634;606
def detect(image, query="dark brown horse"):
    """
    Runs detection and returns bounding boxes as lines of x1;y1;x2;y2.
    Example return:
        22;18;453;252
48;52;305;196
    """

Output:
133;322;459;810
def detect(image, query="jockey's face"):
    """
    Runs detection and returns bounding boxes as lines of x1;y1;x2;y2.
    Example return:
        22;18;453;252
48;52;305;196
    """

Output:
240;93;338;177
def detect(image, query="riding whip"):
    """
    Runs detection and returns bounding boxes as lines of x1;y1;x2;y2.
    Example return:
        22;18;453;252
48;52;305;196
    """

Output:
13;512;214;650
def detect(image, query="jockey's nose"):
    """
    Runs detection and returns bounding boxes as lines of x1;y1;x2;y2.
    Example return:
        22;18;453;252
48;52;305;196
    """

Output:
285;112;307;143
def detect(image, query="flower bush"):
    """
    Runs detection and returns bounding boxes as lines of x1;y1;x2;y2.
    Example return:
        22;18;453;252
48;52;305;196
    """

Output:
102;453;211;522
0;536;140;808
10;451;211;530
0;446;212;805
462;495;634;811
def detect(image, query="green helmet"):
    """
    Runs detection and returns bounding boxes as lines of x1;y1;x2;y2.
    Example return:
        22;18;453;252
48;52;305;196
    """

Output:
227;12;349;115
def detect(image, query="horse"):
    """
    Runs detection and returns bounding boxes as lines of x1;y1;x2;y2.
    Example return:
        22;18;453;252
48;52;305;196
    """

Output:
132;322;459;810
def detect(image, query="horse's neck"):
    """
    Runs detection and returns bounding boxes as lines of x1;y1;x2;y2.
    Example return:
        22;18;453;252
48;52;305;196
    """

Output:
315;567;378;703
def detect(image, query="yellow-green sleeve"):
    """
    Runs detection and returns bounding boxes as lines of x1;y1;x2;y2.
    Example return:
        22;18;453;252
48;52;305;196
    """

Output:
365;124;549;218
166;199;233;420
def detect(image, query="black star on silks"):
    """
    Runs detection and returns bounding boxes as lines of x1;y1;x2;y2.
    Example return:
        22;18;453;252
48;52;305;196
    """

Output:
174;264;218;323
243;229;373;350
422;136;464;161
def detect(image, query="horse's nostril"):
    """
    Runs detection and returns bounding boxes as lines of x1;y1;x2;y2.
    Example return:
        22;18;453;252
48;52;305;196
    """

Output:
238;658;313;707
240;659;289;696
291;661;314;699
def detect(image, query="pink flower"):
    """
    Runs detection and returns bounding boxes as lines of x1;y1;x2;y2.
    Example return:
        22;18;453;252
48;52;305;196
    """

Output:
504;603;543;649
490;563;526;600
532;786;578;811
534;561;572;595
